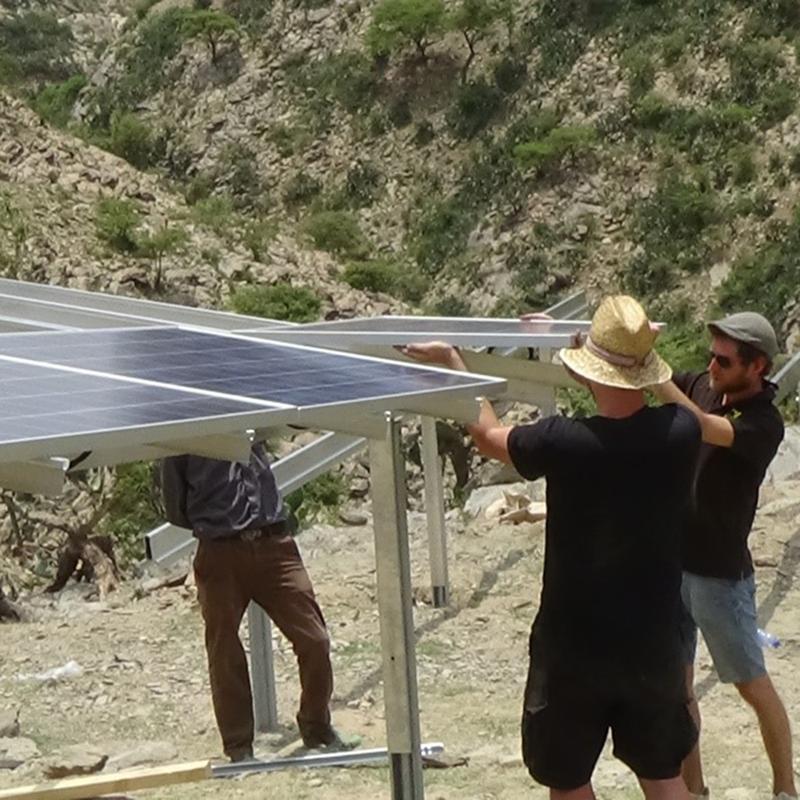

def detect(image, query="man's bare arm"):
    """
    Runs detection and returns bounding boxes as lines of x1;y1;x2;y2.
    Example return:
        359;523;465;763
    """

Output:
399;343;513;463
651;381;734;447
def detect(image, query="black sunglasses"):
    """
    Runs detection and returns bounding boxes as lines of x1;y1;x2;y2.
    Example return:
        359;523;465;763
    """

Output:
709;351;734;369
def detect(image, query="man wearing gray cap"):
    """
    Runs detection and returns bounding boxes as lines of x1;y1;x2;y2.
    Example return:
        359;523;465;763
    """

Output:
652;311;795;800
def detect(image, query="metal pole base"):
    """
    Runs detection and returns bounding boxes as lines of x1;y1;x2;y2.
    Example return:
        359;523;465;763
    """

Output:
432;586;448;608
212;742;445;779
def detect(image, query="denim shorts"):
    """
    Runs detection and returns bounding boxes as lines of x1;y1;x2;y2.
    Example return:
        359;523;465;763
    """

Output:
680;571;766;685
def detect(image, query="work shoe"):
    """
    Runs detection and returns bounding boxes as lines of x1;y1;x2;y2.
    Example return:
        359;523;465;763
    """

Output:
227;747;255;763
301;727;361;751
773;793;797;800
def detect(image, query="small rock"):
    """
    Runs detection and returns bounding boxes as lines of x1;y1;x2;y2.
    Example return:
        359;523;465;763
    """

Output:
0;710;20;738
0;737;39;770
338;510;368;526
45;745;108;778
105;741;178;772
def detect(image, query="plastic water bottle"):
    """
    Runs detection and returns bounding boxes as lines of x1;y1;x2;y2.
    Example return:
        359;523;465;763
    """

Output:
757;628;781;649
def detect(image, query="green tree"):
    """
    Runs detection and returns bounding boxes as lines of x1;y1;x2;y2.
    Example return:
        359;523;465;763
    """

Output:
0;11;74;83
366;0;446;61
182;9;238;64
138;223;189;290
449;0;509;82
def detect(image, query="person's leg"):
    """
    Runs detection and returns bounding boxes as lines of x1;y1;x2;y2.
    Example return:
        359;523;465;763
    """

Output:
735;674;796;797
682;664;706;795
520;658;608;795
679;575;706;796
689;573;791;796
249;535;334;744
639;777;690;800
194;538;254;759
551;784;596;800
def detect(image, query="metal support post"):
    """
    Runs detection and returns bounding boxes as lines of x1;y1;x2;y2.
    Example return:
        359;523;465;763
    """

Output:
369;414;425;800
536;347;557;416
247;603;279;732
420;417;448;608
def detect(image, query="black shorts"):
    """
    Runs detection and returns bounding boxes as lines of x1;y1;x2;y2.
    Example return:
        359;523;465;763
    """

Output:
521;663;697;790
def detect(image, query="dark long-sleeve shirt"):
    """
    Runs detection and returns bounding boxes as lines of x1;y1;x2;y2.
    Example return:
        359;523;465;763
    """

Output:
161;442;286;539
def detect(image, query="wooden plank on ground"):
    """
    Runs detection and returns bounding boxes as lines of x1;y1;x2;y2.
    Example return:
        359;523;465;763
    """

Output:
0;759;212;800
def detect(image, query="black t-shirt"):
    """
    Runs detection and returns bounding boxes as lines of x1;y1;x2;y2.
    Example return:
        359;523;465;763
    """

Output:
674;372;785;580
508;405;701;676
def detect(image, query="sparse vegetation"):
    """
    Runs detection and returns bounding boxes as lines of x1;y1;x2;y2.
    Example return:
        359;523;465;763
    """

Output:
95;198;142;254
228;283;322;322
302;211;369;258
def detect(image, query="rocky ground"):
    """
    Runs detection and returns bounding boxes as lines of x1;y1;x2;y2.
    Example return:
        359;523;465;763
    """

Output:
0;431;799;800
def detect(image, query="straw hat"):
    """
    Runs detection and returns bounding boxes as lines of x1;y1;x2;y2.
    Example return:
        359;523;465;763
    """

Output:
559;296;671;390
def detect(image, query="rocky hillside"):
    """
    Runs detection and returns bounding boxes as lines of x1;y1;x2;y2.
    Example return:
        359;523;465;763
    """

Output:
1;0;800;587
3;1;800;339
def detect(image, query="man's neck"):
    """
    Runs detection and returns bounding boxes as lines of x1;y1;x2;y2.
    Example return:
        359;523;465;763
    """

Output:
723;381;763;406
593;385;646;419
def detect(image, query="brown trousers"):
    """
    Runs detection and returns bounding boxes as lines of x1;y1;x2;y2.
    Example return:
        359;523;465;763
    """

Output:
194;534;333;757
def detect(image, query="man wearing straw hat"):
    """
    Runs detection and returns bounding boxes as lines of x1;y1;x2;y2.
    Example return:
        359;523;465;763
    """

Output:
651;312;796;800
403;295;701;799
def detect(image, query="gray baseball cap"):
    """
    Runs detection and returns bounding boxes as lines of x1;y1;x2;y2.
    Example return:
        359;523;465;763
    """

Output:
708;311;779;359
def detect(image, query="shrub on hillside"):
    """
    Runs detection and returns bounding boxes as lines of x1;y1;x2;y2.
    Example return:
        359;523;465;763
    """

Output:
0;11;75;83
282;172;322;208
513;126;596;174
621;47;655;98
108;112;158;169
217;142;268;210
716;207;800;335
726;39;782;106
624;171;719;297
224;0;272;34
342;259;400;294
105;8;192;116
302;211;368;258
190;195;235;235
493;56;526;94
447;78;503;139
228;283;321;322
301;52;378;115
242;219;278;262
344;161;383;207
103;463;161;567
286;472;345;527
31;75;87;127
95;198;141;253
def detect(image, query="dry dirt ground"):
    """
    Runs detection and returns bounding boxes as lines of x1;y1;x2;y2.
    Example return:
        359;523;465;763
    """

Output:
1;472;799;800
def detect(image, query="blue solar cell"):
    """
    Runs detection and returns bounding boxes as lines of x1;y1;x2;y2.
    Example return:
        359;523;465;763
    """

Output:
0;358;274;448
0;328;488;409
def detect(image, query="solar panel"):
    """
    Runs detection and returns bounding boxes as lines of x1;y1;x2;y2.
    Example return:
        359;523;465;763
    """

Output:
0;357;289;462
0;327;497;411
237;315;591;348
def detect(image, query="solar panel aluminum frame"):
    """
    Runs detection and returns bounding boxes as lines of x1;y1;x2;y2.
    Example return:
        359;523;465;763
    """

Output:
0;279;293;332
234;315;591;350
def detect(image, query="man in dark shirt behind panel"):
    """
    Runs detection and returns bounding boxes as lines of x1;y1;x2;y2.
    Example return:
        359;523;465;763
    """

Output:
162;443;354;762
652;312;795;800
403;296;700;799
